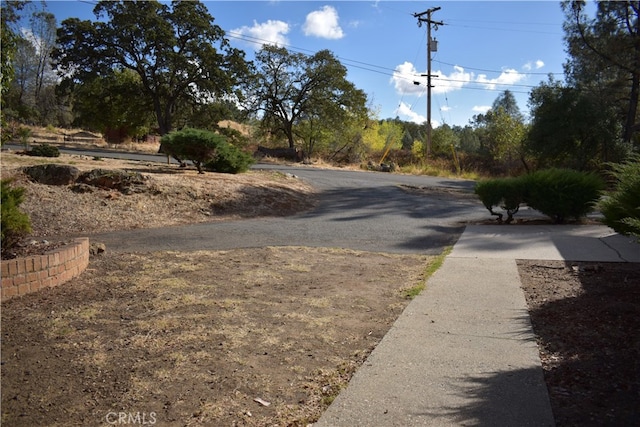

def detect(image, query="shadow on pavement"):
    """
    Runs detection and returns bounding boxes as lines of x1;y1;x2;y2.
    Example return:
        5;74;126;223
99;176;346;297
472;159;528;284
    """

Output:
414;367;555;426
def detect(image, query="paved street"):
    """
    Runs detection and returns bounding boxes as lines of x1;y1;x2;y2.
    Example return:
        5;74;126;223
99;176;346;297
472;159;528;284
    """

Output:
57;147;488;254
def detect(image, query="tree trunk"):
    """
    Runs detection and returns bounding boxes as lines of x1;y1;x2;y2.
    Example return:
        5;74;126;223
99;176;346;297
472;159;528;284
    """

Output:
284;121;295;149
623;71;639;144
154;99;172;135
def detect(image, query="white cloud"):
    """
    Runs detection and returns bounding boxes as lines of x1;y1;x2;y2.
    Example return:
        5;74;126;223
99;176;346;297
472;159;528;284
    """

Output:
472;105;491;114
231;20;290;48
390;62;424;95
476;68;525;90
303;5;344;39
440;105;452;112
390;63;473;95
434;65;473;94
523;59;545;71
396;101;426;124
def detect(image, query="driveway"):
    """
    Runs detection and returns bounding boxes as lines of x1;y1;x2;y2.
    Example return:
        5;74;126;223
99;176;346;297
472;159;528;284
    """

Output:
84;156;487;254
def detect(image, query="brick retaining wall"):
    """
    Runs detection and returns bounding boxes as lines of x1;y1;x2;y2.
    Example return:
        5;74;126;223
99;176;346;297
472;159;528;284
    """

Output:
1;238;90;302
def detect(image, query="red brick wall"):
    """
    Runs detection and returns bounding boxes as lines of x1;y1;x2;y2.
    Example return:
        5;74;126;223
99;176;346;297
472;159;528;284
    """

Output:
1;238;90;302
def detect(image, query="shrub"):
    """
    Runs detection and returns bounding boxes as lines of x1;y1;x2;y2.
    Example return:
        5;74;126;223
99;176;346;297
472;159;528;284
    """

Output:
160;128;253;174
160;128;225;173
599;155;640;238
204;142;254;174
523;168;605;223
475;177;525;223
1;179;32;253
27;144;60;157
17;126;32;148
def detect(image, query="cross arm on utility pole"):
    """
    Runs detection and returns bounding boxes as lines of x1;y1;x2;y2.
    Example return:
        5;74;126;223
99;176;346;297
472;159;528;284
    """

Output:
413;6;441;17
413;7;443;28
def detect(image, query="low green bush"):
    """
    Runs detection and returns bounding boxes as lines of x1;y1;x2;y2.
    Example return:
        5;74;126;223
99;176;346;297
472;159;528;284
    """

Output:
204;141;254;174
160;128;252;174
27;144;60;157
1;179;32;253
475;177;525;223
599;155;640;238
475;168;604;224
160;128;223;173
524;168;604;223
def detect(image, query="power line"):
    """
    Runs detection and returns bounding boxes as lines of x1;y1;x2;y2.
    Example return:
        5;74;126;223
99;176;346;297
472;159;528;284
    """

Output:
226;29;558;83
445;18;559;27
225;29;542;97
227;30;396;75
443;22;561;36
435;77;539;89
433;59;564;76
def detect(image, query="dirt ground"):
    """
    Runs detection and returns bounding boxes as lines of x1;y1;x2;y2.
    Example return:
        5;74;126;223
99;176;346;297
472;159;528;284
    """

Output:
1;247;430;426
518;260;640;426
2;149;639;426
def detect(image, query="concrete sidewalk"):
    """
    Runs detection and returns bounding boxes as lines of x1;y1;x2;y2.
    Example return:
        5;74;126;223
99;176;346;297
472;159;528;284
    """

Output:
315;225;639;426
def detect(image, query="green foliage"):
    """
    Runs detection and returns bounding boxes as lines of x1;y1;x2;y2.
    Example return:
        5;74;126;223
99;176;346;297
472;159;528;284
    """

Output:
562;1;639;146
526;76;624;169
411;140;425;159
204;141;254;174
599;155;640;238
485;108;526;163
475;168;605;224
470;91;528;174
524;168;605;224
475;177;526;223
161;128;252;174
16;126;31;147
27;144;60;157
1;2;24;144
2;7;60;126
491;89;524;122
71;69;154;137
252;45;368;153
54;0;249;134
1;179;32;253
431;124;460;157
160;128;223;173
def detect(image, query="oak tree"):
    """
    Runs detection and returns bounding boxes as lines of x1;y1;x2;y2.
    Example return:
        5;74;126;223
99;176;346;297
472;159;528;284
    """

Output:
251;45;367;155
54;0;249;135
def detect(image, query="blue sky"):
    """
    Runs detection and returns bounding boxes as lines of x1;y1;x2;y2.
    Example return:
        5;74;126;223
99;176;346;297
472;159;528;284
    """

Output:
44;1;569;127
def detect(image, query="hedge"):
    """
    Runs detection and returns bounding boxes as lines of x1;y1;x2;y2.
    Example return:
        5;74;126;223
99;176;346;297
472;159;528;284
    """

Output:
475;168;604;224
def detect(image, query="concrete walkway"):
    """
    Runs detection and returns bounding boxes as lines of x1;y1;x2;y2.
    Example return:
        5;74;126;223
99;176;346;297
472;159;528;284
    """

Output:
315;225;639;426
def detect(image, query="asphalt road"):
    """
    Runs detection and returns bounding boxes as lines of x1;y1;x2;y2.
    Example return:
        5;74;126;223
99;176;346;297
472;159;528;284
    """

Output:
8;144;488;255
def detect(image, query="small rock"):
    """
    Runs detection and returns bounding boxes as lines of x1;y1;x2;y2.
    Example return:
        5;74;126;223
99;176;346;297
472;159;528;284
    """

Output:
253;397;270;407
70;183;95;193
23;164;80;185
89;242;106;256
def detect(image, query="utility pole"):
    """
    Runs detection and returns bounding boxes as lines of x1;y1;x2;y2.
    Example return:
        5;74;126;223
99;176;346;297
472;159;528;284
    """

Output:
413;6;442;157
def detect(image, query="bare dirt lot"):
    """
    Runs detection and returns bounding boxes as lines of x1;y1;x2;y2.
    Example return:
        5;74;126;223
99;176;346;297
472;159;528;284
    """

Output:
2;247;430;426
1;152;432;426
2;151;639;426
518;260;640;426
